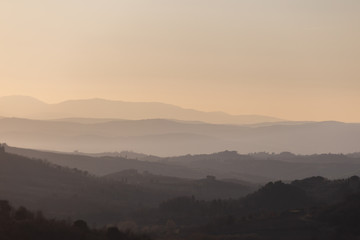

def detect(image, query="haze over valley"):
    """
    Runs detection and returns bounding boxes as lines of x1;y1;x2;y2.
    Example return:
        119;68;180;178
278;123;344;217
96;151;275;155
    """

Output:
0;114;360;156
1;0;360;239
1;95;359;156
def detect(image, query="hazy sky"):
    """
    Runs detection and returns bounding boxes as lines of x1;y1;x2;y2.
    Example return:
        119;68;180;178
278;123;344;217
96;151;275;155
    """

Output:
1;0;359;121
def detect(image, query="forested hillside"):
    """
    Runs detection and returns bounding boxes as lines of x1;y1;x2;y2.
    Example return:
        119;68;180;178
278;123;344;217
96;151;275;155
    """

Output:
0;147;253;224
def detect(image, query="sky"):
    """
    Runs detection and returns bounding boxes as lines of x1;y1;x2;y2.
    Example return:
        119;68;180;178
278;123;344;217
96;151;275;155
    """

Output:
0;0;359;122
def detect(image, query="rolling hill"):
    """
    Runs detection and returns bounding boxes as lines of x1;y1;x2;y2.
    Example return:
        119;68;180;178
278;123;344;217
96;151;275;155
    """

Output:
0;147;254;223
5;145;360;183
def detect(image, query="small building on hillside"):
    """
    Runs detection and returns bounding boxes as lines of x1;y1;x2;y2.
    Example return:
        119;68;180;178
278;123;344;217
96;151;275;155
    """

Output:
206;175;216;181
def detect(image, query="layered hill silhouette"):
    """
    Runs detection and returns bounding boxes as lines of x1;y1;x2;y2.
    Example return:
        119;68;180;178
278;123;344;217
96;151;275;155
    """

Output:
0;95;282;124
3;175;360;240
5;145;360;182
0;147;253;223
0;117;360;155
2;144;360;239
0;148;158;223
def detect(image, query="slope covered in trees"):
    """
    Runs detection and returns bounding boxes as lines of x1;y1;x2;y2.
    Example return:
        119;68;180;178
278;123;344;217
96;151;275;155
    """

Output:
0;148;160;224
0;200;151;240
143;177;360;239
0;148;253;224
2;142;360;239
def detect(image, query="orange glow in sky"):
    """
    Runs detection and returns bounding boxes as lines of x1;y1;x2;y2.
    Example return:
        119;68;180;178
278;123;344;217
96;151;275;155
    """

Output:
1;0;359;121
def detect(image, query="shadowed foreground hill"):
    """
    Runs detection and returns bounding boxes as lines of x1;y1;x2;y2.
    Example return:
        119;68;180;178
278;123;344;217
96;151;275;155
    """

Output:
0;200;151;240
154;176;360;225
146;176;360;240
2;143;360;239
2;176;360;240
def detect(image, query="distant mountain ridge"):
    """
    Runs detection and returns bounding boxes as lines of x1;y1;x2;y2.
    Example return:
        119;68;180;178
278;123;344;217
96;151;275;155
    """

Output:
0;95;283;124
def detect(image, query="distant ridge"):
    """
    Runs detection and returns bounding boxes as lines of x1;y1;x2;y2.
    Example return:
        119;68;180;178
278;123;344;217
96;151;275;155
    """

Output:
0;95;283;125
0;117;359;156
